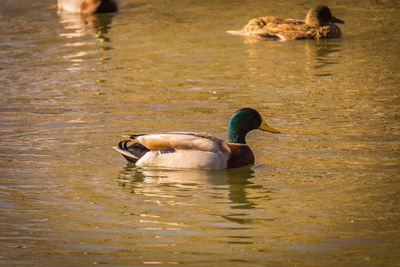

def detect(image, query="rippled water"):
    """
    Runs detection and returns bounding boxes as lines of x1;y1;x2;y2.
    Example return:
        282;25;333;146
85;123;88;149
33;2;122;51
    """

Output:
1;0;399;266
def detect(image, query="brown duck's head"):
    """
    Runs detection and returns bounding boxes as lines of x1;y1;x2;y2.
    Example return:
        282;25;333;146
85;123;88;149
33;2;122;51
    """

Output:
305;6;344;26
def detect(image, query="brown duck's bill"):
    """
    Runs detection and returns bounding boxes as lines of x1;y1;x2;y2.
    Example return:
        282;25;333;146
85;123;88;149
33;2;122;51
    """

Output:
331;16;345;24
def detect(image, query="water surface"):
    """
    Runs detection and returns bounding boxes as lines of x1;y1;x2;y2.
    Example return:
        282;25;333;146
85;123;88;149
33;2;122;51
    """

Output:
0;0;399;266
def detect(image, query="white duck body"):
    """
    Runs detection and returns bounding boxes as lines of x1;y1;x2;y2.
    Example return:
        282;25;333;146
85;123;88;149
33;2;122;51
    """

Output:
115;132;232;170
57;0;84;13
136;150;230;169
57;0;118;14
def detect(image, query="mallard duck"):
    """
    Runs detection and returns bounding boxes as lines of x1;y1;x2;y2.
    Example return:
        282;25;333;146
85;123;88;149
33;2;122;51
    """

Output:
113;108;281;170
57;0;118;15
227;6;344;40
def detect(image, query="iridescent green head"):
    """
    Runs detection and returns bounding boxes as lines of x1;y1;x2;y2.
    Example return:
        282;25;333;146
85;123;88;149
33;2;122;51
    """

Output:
227;108;280;144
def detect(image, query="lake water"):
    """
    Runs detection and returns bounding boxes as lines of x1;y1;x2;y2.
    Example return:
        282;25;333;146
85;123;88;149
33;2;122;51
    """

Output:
1;0;399;266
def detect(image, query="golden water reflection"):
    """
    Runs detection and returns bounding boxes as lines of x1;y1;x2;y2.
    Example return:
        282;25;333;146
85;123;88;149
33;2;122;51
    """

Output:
58;12;115;41
243;38;342;78
58;12;115;71
1;0;399;266
117;165;259;212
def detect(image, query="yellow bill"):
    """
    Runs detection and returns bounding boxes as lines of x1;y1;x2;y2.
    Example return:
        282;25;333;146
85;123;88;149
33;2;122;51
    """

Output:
258;119;281;134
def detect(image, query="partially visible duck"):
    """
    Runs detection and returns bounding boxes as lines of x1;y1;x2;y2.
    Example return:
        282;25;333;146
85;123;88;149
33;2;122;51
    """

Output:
227;6;344;41
57;0;118;15
113;108;281;170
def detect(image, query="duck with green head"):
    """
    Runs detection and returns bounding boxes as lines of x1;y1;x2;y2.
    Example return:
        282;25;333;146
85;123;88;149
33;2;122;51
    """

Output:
227;5;344;40
114;108;281;170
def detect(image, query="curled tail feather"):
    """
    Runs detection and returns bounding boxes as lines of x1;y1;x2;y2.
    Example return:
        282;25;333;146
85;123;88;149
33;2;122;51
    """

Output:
113;139;149;163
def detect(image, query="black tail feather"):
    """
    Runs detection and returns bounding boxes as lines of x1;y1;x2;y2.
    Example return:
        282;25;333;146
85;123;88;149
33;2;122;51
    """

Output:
115;139;150;163
127;134;147;139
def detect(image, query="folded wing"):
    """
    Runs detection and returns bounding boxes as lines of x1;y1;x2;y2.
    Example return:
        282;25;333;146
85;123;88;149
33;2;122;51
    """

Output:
136;132;229;153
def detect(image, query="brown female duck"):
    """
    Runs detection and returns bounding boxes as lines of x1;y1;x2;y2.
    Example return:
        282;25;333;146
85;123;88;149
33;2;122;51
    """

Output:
227;6;344;40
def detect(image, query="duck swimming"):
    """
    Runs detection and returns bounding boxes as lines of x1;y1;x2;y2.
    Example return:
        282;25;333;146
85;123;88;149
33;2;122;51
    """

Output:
57;0;118;15
113;108;281;170
227;6;344;40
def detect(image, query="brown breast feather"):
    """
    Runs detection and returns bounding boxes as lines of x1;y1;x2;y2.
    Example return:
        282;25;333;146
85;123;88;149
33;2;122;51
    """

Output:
227;143;255;169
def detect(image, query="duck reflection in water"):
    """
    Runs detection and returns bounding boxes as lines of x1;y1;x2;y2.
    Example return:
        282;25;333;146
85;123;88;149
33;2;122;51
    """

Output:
304;40;342;76
117;165;259;211
58;11;115;42
58;11;116;72
242;38;342;78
